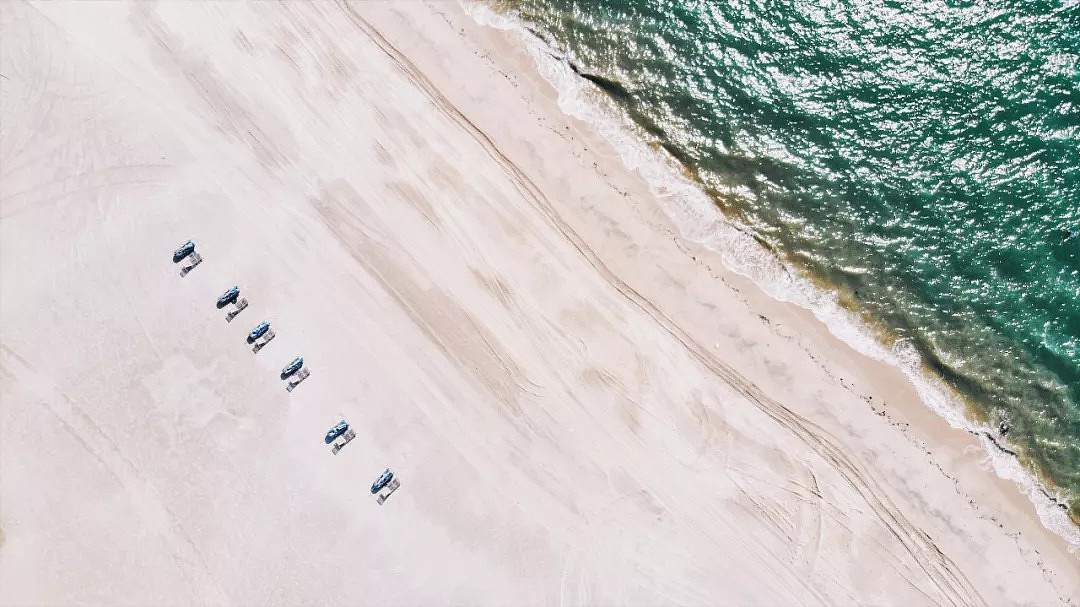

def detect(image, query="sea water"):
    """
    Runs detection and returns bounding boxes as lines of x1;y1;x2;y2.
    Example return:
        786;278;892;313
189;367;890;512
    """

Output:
475;0;1080;540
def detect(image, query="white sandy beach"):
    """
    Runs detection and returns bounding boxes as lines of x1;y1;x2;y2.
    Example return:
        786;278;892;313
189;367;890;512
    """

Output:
1;1;1077;604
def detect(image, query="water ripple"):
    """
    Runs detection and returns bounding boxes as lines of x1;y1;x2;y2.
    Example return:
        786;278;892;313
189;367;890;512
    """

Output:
500;0;1080;518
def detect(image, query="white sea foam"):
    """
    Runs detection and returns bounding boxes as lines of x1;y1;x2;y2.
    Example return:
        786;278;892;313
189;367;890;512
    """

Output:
463;1;1080;550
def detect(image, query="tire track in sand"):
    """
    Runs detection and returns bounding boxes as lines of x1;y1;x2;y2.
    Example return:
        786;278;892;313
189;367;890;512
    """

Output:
0;346;228;604
338;4;985;606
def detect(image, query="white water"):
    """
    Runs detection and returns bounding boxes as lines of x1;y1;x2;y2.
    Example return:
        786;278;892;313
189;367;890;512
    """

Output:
463;0;1080;550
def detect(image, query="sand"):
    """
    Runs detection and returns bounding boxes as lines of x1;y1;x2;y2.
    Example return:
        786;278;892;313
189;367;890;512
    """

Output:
1;1;1077;604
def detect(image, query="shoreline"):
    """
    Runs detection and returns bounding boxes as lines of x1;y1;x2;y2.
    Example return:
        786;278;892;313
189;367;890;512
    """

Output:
464;0;1080;545
2;1;1077;603
422;0;1080;581
368;0;1080;594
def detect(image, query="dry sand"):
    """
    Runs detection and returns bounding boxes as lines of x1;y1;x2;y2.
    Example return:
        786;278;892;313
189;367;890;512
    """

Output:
1;1;1077;604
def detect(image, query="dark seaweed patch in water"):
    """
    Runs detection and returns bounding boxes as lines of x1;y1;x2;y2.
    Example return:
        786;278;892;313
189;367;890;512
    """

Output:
658;141;696;169
566;60;632;102
566;59;671;143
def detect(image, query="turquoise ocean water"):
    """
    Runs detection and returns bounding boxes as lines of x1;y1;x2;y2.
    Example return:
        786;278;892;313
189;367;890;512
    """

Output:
485;0;1080;524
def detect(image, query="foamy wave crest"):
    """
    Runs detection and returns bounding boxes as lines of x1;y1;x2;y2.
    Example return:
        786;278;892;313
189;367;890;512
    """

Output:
462;0;1079;549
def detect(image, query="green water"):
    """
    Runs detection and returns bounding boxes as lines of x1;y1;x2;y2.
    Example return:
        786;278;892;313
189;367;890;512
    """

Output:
491;0;1080;520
